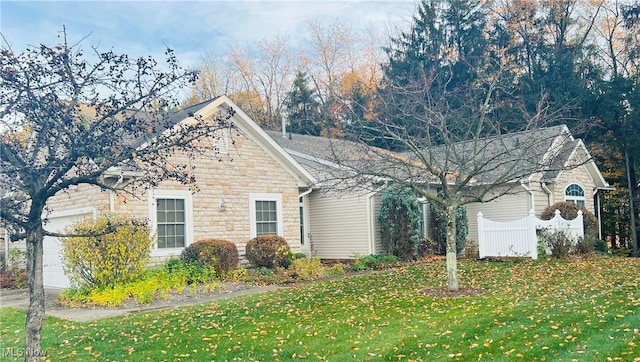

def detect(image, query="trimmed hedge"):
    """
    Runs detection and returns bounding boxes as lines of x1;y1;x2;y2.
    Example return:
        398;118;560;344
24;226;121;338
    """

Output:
245;235;291;269
181;238;239;275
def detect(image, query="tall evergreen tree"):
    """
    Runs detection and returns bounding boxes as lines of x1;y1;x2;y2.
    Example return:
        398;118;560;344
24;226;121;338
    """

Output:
591;1;640;255
284;71;323;135
492;0;601;130
358;0;492;150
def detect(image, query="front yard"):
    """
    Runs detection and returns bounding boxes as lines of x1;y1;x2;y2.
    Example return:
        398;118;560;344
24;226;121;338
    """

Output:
1;257;639;361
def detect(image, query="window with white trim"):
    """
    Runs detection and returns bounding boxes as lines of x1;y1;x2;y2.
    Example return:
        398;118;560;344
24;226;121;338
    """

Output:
564;184;585;207
256;200;278;235
149;190;192;251
156;198;186;248
249;193;283;238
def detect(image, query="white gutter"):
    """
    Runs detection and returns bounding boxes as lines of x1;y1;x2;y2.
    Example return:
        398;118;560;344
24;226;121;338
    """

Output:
521;182;535;213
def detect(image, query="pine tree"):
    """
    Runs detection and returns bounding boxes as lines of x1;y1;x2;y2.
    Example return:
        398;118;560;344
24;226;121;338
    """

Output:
285;71;323;135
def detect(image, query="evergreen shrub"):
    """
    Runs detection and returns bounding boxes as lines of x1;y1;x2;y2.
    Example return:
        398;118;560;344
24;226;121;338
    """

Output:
378;185;422;261
245;235;291;269
181;238;239;275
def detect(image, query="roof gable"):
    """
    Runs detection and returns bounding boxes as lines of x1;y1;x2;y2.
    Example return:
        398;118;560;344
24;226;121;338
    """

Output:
544;139;610;188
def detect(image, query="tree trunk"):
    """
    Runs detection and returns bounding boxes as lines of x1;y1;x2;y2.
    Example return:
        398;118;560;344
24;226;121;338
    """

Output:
25;219;45;362
445;205;459;291
625;150;639;257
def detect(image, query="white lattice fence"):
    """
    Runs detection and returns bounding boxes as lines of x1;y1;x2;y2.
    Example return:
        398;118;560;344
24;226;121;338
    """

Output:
477;209;584;259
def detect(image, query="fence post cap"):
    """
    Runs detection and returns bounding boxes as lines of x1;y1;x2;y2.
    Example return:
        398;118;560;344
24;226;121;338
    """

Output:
477;212;483;217
555;209;561;216
529;209;535;215
577;210;583;215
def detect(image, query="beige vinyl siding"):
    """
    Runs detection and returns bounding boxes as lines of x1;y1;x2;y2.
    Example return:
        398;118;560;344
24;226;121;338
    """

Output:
533;184;552;215
466;188;530;242
307;192;371;259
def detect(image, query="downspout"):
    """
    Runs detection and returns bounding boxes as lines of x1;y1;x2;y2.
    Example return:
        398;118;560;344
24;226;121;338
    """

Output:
595;189;602;240
366;191;376;255
521;182;535;213
541;182;554;207
109;174;124;213
298;187;313;199
298;187;313;255
367;182;388;255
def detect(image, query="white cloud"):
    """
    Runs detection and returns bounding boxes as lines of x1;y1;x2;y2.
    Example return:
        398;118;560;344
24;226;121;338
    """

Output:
1;1;416;69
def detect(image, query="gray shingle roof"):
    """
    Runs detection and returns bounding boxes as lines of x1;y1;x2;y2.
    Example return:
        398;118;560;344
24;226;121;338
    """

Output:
266;125;575;187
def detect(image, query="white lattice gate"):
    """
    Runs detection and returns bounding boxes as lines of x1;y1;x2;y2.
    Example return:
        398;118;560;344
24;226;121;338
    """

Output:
477;209;584;259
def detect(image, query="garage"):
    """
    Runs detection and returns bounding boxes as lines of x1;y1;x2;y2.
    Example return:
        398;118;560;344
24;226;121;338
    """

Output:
42;208;96;289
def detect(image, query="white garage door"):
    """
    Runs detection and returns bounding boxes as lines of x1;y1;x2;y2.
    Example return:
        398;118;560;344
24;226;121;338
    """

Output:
43;208;95;289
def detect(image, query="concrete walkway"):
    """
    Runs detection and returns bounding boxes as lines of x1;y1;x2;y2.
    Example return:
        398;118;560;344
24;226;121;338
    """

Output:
0;284;282;322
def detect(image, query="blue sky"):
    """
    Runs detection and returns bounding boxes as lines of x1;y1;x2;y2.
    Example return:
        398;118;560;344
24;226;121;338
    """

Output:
1;1;417;69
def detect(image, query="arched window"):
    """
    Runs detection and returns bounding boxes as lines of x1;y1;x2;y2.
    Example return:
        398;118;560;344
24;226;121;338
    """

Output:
565;184;585;207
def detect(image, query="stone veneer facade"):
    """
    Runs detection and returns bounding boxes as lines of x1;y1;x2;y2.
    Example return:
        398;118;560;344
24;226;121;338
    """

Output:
45;130;304;263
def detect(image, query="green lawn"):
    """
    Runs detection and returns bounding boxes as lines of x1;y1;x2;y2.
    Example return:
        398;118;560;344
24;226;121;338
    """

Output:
1;257;639;361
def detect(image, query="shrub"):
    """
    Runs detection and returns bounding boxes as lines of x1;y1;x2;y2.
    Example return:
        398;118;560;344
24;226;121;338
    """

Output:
289;257;326;280
351;254;400;271
327;263;345;275
417;238;439;257
540;202;598;240
245;235;291;269
0;264;27;289
574;236;595;255
594;239;608;253
181;238;239;275
0;249;27;289
165;258;217;285
612;247;631;257
539;229;574;258
463;240;479;259
59;260;220;308
431;204;468;254
256;267;275;276
61;214;153;289
227;267;249;282
378;186;422;261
